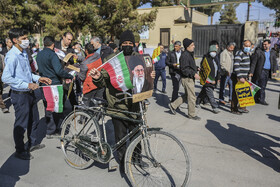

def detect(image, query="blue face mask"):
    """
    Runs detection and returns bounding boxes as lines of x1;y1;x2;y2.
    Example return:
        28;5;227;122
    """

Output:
243;47;251;53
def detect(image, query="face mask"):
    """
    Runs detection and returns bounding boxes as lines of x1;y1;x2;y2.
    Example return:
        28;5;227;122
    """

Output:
122;45;134;56
74;49;79;53
0;48;2;52
243;47;251;53
210;52;216;58
19;39;30;49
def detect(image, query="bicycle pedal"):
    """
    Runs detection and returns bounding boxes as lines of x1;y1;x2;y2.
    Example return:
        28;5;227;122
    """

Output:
108;159;118;171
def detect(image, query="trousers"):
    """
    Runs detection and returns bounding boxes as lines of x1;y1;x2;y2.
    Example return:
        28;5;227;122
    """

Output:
154;69;166;92
196;85;218;109
170;77;196;117
11;92;39;153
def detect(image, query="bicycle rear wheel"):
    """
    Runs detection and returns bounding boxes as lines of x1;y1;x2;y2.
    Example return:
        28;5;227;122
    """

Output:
60;110;100;169
125;130;191;187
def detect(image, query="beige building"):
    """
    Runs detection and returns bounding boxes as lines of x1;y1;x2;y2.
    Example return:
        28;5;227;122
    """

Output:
137;6;208;48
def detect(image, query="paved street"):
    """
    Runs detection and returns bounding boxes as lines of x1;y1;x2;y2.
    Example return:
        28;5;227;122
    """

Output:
0;75;279;187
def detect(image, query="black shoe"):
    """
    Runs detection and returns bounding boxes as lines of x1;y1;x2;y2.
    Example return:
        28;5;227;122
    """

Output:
259;101;269;106
168;103;176;115
161;90;167;94
189;116;201;121
231;110;242;115
15;151;34;160
2;108;9;113
29;144;45;152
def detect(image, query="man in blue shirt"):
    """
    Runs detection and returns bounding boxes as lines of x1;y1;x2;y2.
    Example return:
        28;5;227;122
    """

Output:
250;39;277;105
2;28;51;160
154;44;167;93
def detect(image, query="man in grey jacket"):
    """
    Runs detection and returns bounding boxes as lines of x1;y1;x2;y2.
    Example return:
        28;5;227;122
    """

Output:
219;42;235;104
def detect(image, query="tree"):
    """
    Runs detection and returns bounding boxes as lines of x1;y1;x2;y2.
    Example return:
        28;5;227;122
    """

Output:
219;4;239;24
258;0;280;27
0;0;157;40
195;5;222;25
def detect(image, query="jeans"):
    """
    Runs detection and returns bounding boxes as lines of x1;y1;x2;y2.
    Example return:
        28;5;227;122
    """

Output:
219;75;233;101
154;69;166;92
196;86;218;109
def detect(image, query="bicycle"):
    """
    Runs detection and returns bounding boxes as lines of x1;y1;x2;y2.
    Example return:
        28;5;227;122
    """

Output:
59;93;191;186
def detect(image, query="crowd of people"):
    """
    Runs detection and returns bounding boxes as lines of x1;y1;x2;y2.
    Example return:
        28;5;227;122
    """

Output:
0;28;278;175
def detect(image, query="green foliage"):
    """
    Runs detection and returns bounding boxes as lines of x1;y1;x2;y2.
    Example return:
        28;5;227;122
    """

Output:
195;5;222;24
0;0;157;40
219;4;239;24
258;0;280;27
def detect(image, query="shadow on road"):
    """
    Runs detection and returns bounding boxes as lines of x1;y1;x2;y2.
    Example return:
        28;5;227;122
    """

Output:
153;91;170;109
206;120;280;172
267;114;280;122
0;154;30;187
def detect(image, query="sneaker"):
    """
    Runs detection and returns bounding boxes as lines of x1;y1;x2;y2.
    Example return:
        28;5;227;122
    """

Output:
189;116;201;121
14;151;34;160
168;103;176;115
29;144;46;152
46;132;60;139
1;108;9;113
161;90;167;94
212;108;220;114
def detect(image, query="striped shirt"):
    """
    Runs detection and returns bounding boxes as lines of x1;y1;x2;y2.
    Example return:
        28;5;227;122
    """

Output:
233;50;250;78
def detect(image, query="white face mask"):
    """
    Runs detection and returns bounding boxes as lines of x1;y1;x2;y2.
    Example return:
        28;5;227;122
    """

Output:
0;47;2;52
19;39;30;49
210;52;216;58
74;49;79;53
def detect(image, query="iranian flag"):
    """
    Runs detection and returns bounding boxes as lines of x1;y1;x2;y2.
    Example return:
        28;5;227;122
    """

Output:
152;46;161;63
102;52;133;92
138;43;143;54
42;85;64;113
248;81;261;96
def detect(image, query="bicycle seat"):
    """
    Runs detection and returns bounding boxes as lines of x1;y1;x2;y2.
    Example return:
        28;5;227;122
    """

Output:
90;98;108;107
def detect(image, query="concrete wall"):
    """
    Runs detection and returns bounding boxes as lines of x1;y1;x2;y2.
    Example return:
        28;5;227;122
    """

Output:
137;6;208;48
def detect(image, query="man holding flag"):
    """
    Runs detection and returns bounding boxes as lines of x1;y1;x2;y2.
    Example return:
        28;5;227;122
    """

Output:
2;28;52;160
154;44;167;93
36;36;74;138
89;30;155;173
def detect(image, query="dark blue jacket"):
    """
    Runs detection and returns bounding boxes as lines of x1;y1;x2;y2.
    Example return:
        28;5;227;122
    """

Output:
155;52;166;70
37;48;73;85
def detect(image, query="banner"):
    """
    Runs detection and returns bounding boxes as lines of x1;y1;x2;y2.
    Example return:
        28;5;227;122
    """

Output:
152;47;161;63
235;81;255;107
199;57;211;85
126;54;154;103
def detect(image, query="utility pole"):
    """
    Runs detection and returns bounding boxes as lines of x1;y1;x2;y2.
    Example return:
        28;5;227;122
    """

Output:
246;1;250;21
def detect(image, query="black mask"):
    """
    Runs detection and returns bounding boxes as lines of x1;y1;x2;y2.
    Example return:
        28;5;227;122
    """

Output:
122;45;134;56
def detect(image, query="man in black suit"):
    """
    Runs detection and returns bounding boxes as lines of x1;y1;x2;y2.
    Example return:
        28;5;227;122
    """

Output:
249;39;277;105
165;41;182;102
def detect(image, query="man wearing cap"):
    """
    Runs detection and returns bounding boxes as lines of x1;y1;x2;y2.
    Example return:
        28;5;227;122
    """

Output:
89;30;155;173
196;45;221;114
166;41;183;102
168;38;201;120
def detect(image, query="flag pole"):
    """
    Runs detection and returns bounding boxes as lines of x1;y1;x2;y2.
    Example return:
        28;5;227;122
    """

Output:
96;51;124;70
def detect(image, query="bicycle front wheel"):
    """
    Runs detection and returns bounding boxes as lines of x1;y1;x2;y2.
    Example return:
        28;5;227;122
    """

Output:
60;110;100;170
125;130;191;187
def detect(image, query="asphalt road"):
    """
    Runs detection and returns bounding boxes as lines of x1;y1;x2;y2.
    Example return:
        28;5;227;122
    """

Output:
0;76;279;187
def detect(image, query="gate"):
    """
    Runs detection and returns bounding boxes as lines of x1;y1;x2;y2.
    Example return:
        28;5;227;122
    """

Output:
192;24;244;57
